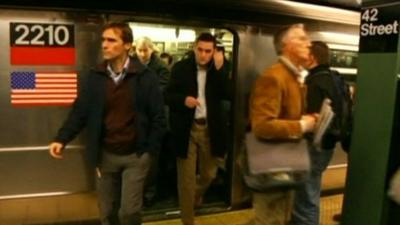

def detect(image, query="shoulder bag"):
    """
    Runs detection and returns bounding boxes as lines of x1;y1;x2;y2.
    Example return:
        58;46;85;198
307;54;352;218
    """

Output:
241;132;310;192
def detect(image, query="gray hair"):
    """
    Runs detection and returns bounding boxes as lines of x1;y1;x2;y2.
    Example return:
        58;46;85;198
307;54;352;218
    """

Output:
273;23;304;55
135;36;154;50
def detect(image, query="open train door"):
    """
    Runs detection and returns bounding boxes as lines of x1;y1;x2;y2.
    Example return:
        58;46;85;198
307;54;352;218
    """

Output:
123;21;237;220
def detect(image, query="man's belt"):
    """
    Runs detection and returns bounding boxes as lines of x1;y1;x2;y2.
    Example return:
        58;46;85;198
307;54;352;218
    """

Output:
194;118;207;125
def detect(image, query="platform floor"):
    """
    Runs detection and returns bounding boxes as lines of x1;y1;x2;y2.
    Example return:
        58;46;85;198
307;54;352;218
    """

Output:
144;194;342;225
0;165;346;225
0;194;342;225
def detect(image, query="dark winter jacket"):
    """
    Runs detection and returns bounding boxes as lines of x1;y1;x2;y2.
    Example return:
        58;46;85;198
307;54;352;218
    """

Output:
306;64;337;149
133;53;170;94
166;52;231;158
54;57;166;167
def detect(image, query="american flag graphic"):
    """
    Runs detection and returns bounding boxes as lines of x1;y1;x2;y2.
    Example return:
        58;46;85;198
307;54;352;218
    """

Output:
10;71;77;106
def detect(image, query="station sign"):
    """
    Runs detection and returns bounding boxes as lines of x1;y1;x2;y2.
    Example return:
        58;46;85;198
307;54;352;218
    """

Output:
359;6;399;53
9;22;75;65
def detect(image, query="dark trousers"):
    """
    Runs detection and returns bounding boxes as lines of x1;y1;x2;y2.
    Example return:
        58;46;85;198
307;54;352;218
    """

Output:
96;151;151;225
143;152;159;203
291;145;334;225
144;131;177;203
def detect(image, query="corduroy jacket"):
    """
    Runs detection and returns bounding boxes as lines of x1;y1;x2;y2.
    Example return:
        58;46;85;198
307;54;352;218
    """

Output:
250;61;305;140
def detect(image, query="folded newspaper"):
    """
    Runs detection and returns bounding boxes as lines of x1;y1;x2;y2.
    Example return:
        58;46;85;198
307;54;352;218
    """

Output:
313;98;335;148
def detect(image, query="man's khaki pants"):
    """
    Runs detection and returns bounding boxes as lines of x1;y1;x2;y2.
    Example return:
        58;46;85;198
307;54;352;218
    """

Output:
177;122;220;225
252;190;293;225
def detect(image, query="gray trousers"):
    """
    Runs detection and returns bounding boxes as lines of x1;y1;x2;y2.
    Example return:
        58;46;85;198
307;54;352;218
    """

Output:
96;151;151;225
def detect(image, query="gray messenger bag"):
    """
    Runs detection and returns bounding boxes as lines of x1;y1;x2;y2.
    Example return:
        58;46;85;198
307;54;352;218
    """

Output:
241;132;310;192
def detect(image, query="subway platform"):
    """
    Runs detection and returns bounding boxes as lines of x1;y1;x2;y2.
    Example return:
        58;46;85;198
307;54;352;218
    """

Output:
0;194;342;225
0;163;346;225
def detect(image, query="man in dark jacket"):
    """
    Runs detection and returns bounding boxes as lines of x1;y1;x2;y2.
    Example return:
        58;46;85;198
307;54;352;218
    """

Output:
291;41;336;225
49;22;165;225
133;36;171;207
166;33;230;225
134;36;170;92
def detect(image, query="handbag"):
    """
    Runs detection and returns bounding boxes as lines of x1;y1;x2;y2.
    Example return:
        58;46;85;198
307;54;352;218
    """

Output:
388;167;400;204
241;132;310;192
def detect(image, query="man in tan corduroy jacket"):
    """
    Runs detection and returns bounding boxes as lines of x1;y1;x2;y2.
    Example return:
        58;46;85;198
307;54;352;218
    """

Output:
249;23;317;225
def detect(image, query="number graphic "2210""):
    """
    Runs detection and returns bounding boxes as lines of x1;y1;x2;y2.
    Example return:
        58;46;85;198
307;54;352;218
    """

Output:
10;23;74;47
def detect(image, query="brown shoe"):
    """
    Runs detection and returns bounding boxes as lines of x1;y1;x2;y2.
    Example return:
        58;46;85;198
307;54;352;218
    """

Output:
333;213;341;221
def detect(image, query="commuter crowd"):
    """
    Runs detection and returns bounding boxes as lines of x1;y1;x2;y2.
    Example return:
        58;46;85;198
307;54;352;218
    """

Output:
48;21;352;225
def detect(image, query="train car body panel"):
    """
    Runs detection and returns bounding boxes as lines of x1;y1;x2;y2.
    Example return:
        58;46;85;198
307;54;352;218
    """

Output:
0;9;104;198
0;1;360;222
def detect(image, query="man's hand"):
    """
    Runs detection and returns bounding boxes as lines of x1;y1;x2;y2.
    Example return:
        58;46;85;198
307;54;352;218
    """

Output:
185;96;200;108
300;114;318;133
49;142;64;159
213;51;224;70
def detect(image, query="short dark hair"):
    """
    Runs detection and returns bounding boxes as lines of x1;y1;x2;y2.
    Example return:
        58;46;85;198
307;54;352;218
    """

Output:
310;41;330;65
102;22;133;44
273;23;304;55
195;33;216;48
160;52;173;65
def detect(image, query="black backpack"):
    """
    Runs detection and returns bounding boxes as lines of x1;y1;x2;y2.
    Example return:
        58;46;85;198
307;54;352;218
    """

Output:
329;70;353;152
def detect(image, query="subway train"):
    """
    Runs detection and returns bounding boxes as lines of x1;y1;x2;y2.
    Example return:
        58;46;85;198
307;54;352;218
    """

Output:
0;0;360;223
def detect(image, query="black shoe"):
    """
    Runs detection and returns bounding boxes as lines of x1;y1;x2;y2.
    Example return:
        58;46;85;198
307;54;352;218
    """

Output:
143;196;156;207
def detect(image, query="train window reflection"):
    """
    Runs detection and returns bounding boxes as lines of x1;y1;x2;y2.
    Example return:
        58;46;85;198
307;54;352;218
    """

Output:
128;22;235;218
129;22;234;64
330;49;358;69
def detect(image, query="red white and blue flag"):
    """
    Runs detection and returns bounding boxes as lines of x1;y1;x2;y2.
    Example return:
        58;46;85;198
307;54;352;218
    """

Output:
10;71;77;106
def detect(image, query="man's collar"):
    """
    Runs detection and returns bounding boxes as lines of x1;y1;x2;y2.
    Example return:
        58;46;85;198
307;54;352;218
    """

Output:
196;65;208;71
107;57;130;75
308;64;330;75
279;56;308;83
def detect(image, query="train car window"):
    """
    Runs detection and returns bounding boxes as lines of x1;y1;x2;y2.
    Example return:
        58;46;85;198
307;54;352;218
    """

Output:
330;49;358;69
129;22;234;64
328;44;359;83
128;22;235;218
